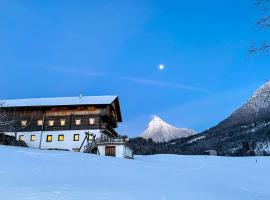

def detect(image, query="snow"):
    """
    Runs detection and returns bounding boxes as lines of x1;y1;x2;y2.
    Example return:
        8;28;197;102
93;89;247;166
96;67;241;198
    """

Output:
247;80;270;112
255;141;270;154
250;81;270;102
2;95;118;107
1;145;270;200
141;116;196;142
187;135;206;144
234;81;270;115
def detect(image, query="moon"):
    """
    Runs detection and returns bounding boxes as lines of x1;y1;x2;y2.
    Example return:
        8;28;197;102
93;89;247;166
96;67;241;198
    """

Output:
159;64;164;71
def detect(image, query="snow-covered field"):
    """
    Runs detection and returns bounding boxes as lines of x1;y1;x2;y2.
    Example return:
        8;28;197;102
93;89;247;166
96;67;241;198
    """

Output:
0;145;270;200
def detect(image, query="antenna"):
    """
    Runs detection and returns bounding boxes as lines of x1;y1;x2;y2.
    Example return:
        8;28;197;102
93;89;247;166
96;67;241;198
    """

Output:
79;92;83;99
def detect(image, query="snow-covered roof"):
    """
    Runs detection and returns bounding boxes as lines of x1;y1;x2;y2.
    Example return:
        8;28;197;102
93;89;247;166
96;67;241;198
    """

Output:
2;96;118;108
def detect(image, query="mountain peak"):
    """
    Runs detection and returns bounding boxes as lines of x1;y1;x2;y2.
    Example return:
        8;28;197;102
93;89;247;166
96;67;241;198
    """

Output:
148;115;174;128
235;81;270;116
195;81;270;156
141;116;196;142
150;115;163;123
250;81;270;101
216;81;270;129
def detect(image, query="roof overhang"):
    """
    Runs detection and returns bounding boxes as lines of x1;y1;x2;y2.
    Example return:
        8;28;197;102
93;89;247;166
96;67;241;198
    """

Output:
113;97;122;122
1;96;118;108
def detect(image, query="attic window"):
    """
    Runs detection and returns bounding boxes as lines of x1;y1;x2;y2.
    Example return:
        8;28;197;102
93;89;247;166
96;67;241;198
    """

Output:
75;119;81;126
48;120;54;127
37;120;43;126
111;110;116;117
60;119;66;126
89;118;96;125
21;120;27;127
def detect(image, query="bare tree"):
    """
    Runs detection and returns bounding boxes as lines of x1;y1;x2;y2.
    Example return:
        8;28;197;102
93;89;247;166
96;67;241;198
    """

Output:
249;0;270;54
0;101;14;127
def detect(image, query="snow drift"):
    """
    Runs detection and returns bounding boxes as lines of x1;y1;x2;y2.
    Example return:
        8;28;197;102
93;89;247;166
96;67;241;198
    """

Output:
0;145;270;200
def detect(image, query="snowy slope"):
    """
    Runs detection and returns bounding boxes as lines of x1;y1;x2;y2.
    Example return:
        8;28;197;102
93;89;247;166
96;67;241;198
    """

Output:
240;81;270;113
225;81;270;125
174;81;270;156
0;145;270;200
141;116;196;142
255;141;270;155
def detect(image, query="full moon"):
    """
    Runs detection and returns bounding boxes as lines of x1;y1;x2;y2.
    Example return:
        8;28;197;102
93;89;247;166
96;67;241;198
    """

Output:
159;64;164;70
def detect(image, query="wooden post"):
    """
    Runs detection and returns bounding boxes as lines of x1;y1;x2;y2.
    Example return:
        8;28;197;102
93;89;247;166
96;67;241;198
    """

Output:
38;113;45;149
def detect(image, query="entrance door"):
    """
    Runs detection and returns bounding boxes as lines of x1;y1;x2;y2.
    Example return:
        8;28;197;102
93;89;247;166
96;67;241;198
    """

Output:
105;146;116;157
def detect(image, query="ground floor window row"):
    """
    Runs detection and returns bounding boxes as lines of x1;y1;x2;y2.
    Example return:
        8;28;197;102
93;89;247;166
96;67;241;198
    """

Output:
19;134;81;142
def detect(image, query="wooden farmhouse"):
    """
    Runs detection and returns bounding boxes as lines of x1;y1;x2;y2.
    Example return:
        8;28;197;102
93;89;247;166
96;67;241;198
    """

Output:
0;95;133;159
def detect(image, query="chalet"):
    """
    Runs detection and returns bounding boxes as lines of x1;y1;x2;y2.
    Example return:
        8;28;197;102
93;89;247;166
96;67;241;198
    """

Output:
0;95;133;159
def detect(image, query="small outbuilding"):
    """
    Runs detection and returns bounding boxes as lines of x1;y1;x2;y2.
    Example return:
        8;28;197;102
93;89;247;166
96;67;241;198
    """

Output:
97;138;133;159
204;150;218;156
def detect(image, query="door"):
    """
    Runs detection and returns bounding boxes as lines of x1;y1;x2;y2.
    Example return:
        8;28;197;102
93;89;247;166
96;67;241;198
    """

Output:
105;146;116;157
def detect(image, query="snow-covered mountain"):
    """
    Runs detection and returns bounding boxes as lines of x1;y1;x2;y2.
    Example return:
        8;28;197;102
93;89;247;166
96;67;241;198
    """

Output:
219;81;270;128
130;81;270;156
141;116;196;142
232;81;270;120
244;80;270;111
175;81;270;156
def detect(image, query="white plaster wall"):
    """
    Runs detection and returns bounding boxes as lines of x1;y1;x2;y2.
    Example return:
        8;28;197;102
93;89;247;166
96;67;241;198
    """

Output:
98;145;129;158
124;146;133;158
116;145;124;158
4;131;133;158
4;130;102;151
98;146;105;156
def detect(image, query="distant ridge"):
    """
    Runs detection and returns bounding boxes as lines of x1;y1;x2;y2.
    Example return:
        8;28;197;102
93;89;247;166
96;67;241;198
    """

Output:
177;81;270;156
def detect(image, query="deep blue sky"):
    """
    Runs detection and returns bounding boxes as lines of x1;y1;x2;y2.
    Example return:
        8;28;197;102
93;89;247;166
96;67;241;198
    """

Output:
1;0;270;136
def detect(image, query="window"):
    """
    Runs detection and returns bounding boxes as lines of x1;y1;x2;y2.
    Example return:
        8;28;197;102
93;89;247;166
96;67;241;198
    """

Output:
30;135;36;141
46;135;52;142
19;135;24;141
37;120;43;126
111;110;116;117
73;134;80;141
60;119;66;126
87;134;93;140
89;118;96;125
58;135;64;141
75;119;81;126
21;120;27;127
48;120;54;127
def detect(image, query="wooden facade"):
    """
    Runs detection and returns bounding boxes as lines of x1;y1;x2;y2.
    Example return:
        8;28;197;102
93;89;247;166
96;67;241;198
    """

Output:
1;99;121;137
0;96;133;158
